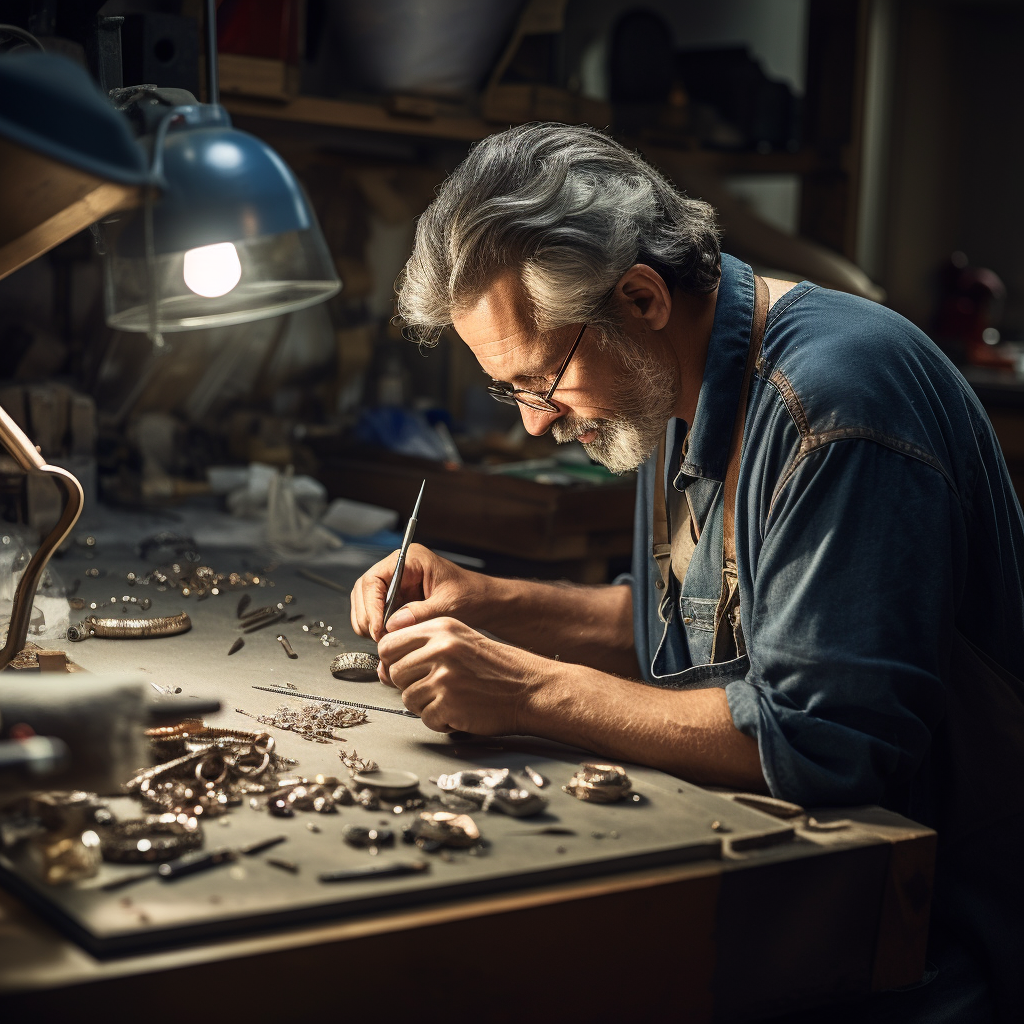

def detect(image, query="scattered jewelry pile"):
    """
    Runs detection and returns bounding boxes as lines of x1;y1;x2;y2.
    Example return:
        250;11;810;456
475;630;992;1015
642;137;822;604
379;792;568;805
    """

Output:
125;720;298;820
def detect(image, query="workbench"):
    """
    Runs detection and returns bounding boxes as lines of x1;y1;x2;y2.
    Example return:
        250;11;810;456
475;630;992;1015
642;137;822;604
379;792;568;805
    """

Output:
0;547;935;1022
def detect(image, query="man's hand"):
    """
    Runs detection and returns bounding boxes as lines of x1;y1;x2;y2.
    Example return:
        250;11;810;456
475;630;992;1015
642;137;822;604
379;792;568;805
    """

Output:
376;616;546;734
349;543;482;642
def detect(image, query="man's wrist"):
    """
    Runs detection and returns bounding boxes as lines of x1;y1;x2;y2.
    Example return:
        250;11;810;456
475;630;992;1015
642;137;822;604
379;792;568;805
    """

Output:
515;654;582;738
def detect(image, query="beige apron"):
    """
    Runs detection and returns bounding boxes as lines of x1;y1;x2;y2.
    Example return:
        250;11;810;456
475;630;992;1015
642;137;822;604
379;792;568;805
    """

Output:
652;274;769;663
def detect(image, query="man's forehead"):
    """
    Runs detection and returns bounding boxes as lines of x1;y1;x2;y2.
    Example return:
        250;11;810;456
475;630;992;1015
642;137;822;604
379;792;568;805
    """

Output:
452;273;540;358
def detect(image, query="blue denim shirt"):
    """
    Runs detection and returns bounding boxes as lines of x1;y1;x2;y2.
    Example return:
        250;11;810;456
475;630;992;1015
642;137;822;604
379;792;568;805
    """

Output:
630;254;1024;815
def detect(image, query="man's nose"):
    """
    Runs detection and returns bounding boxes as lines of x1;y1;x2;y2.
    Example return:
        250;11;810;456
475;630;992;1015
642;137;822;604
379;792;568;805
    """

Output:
519;403;563;436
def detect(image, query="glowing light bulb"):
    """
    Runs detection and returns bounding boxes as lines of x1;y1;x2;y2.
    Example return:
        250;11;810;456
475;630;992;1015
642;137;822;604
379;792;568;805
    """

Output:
183;242;242;298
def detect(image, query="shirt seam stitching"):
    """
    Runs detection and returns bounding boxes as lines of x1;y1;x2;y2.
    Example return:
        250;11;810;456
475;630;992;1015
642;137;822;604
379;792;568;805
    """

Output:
768;367;811;437
765;281;818;328
767;431;961;523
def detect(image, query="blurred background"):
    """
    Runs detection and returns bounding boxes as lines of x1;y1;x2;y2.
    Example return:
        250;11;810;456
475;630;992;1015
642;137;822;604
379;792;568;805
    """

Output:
1;0;1021;586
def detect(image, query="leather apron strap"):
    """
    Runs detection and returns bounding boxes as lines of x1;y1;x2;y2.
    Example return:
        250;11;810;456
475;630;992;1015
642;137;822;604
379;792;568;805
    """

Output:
652;274;770;662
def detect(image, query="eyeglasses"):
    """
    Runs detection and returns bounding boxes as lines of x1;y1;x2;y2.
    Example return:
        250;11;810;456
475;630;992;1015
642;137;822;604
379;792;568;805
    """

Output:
486;320;589;414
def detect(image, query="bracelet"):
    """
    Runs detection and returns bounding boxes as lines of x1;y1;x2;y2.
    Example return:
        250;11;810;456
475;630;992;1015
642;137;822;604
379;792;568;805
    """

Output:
67;612;191;642
100;816;203;863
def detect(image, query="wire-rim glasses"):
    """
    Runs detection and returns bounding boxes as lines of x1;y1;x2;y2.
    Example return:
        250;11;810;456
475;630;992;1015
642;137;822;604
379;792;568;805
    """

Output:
486;320;589;413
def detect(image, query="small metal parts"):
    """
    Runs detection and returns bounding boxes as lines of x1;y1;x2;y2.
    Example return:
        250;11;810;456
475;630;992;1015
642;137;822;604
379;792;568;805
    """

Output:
339;749;378;773
405;811;481;849
436;769;547;817
343;824;394;850
523;765;548;788
228;637;244;656
240;607;286;633
157;846;236;880
100;816;203;864
238;835;287;856
268;858;299;874
303;620;340;647
149;682;182;696
236;593;251;618
563;763;633;803
276;634;298;659
66;612;191;642
330;651;380;681
266;779;342;816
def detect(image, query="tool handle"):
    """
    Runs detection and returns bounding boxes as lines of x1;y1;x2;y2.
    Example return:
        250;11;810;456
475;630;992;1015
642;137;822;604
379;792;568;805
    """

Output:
382;515;417;624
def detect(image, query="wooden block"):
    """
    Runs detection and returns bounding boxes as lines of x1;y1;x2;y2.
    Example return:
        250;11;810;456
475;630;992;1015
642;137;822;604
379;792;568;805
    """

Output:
36;651;68;673
218;54;298;101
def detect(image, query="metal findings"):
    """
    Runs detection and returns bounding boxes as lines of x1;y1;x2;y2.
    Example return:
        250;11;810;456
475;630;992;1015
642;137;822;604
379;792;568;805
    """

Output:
435;769;547;818
343;824;394;850
276;634;298;659
339;749;378;773
523;765;548;788
563;763;633;803
228;637;244;656
100;816;203;863
406;811;481;849
303;620;340;647
330;652;380;681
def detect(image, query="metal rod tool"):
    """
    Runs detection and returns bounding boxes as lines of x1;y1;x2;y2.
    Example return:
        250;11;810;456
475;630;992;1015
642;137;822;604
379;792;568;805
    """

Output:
250;685;420;718
383;479;425;628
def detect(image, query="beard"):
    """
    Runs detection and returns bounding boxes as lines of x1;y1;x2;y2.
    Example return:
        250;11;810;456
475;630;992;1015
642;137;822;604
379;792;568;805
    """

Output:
551;330;678;475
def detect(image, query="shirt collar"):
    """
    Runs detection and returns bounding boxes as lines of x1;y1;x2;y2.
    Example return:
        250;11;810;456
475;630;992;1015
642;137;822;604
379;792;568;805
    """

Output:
676;253;755;485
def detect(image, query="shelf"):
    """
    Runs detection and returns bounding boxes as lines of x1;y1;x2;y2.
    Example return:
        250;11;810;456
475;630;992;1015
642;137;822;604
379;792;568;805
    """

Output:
223;94;829;179
222;93;492;144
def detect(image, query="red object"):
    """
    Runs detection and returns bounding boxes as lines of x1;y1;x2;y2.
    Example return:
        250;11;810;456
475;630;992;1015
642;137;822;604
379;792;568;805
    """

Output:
217;0;302;63
9;723;36;740
933;253;1012;369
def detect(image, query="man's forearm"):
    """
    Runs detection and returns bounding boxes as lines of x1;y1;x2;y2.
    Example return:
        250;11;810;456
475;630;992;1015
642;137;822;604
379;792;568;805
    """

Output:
467;575;640;677
521;662;767;791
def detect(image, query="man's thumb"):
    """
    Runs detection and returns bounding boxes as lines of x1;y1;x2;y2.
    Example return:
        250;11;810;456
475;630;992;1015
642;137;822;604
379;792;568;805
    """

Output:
385;605;418;631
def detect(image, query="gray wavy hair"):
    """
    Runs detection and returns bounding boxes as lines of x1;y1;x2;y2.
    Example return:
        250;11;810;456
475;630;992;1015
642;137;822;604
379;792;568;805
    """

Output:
397;123;720;347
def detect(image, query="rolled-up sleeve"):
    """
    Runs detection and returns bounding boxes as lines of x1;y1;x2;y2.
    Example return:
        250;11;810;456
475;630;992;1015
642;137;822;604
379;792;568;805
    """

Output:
726;438;966;809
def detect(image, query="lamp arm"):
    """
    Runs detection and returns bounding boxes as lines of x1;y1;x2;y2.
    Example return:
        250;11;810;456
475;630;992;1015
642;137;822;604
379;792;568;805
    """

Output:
0;405;84;673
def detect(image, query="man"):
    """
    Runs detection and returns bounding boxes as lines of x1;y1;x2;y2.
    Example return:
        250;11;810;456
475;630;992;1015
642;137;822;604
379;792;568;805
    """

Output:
350;124;1023;1022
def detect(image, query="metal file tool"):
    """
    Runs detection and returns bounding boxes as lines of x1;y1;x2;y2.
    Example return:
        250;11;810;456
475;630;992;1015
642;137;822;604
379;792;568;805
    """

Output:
382;479;425;628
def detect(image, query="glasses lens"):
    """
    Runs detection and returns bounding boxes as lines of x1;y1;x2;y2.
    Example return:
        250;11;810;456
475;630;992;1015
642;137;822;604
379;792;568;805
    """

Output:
516;393;558;413
488;382;557;413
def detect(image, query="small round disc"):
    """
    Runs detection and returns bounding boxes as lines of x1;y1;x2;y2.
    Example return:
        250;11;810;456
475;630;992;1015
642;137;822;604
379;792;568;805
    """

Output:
350;768;419;797
330;652;380;681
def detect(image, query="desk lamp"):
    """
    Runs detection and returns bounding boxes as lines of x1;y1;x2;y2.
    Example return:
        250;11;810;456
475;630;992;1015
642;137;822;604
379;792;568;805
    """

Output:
0;9;339;668
101;0;340;336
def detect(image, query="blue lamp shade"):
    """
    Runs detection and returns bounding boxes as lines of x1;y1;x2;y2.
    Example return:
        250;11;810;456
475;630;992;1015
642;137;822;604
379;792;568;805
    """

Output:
103;108;340;332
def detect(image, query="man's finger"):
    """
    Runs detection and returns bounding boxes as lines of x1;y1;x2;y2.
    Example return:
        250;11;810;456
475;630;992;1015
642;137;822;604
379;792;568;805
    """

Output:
377;620;437;664
414;691;454;734
401;678;438;717
350;581;366;636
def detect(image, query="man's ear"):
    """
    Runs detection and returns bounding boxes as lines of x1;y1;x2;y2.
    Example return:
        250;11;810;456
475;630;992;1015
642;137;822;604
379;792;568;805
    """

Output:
617;264;672;330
